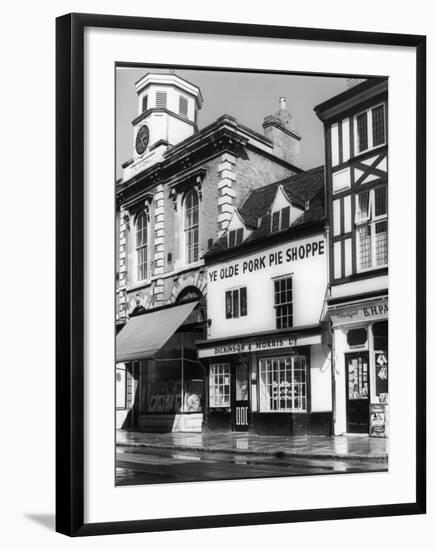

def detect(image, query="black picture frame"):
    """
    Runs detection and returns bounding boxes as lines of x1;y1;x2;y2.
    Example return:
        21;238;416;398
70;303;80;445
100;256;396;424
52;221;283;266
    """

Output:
56;12;426;537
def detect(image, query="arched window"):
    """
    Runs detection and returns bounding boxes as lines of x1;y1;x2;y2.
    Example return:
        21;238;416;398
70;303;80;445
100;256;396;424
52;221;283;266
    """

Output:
136;212;148;281
184;189;199;264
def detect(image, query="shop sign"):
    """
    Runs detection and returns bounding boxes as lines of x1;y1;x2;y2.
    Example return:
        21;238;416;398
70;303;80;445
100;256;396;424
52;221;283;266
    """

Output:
370;403;388;438
330;300;388;326
198;335;297;358
208;239;325;283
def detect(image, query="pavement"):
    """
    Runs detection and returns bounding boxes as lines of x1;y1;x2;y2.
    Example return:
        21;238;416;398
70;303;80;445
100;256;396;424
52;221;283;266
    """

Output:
116;430;388;462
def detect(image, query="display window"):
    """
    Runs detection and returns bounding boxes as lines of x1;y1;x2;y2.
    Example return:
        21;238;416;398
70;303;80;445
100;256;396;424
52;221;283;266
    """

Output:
259;356;307;412
209;363;231;407
373;321;388;403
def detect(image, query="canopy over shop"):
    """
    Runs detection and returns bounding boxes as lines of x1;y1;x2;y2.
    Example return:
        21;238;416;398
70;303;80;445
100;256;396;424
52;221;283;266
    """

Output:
116;300;206;432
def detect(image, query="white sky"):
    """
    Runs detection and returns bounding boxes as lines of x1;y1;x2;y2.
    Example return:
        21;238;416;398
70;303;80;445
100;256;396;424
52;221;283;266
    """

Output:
116;67;351;179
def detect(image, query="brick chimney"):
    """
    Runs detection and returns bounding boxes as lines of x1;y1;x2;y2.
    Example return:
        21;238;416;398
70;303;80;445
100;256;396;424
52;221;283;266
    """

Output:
263;97;301;168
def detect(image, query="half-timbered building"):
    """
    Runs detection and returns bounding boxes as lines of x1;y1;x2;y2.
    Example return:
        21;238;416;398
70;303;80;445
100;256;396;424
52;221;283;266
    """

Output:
315;78;389;437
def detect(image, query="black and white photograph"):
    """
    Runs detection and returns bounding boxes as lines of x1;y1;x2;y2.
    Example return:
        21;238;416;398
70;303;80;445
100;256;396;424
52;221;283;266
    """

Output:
114;67;389;486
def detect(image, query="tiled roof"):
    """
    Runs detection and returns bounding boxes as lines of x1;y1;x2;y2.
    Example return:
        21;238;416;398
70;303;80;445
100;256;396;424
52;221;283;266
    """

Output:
207;166;325;256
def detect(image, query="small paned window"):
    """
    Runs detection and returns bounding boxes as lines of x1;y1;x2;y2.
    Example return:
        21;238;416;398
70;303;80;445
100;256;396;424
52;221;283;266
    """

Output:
179;96;188;117
372;105;385;147
355;104;386;154
274;277;293;329
209;364;231;407
156;91;167;108
356;112;368;152
355;185;388;271
259;356;307;412
225;287;247;319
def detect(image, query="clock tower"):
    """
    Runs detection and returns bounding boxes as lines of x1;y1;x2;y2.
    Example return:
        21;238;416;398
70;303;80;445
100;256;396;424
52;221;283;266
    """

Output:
123;73;203;180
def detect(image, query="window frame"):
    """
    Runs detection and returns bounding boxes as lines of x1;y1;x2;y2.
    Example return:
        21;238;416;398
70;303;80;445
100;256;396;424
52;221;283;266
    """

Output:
135;211;149;282
259;355;307;413
273;275;293;329
183;188;200;265
225;286;247;319
355;185;388;272
227;227;244;248
271;206;291;233
209;363;231;408
354;102;386;155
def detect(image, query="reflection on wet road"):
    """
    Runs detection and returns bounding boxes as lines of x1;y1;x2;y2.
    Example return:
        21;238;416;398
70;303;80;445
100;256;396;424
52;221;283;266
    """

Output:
116;446;387;486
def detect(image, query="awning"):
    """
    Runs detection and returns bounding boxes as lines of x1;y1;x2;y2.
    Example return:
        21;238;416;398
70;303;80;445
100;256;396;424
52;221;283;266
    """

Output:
116;301;198;362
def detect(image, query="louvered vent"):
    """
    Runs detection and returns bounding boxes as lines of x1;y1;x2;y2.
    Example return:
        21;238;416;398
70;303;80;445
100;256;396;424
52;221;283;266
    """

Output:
156;91;167;108
179;96;188;118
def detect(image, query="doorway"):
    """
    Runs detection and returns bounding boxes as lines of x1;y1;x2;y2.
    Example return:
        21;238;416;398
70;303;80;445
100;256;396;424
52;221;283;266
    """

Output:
233;362;249;432
345;352;370;433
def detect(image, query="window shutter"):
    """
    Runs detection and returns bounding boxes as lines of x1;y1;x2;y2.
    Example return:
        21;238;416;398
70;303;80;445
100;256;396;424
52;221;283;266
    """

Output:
236;227;244;245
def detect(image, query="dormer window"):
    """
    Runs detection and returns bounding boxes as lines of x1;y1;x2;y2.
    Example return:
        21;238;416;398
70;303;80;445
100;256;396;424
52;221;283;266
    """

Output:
142;95;148;112
156;91;167;108
179;96;188;118
228;228;243;248
271;206;291;233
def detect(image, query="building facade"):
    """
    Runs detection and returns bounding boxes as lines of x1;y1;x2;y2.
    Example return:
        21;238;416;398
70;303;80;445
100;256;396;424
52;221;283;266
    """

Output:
315;78;389;437
115;72;303;431
198;167;333;435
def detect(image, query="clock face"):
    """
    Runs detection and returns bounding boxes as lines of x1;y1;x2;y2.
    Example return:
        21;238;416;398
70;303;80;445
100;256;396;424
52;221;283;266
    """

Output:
135;125;149;155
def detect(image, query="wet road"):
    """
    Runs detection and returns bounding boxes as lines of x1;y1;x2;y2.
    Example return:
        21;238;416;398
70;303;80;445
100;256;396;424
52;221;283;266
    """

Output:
116;446;387;486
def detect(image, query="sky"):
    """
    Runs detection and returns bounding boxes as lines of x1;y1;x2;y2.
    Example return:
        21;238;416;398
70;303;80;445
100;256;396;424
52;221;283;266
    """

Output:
116;67;351;180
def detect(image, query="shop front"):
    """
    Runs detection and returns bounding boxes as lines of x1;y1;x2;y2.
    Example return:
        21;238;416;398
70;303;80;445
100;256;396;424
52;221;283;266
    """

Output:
198;327;332;436
116;300;206;432
329;296;388;437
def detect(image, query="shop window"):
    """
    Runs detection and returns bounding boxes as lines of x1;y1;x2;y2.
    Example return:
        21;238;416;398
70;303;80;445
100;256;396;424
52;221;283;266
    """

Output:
228;228;244;248
347;327;368;347
135;211;148;281
355;186;387;271
116;367;127;409
259;356;307;412
225;287;247;318
373;321;388;403
209;363;231;407
271;206;290;233
184;188;199;264
347;355;369;399
355;103;386;154
274;276;293;329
